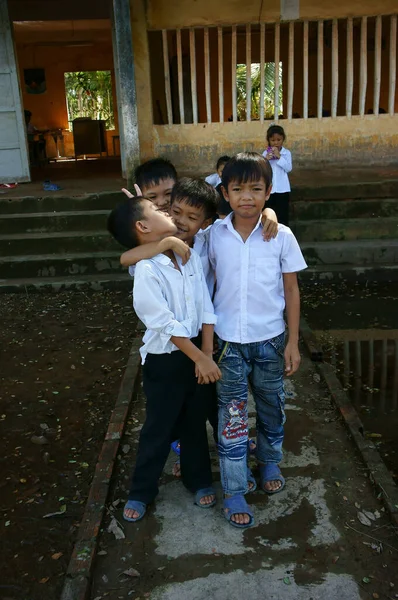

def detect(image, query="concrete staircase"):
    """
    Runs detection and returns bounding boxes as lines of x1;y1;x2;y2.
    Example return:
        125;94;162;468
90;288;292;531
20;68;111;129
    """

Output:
1;179;398;291
290;180;398;282
0;192;130;291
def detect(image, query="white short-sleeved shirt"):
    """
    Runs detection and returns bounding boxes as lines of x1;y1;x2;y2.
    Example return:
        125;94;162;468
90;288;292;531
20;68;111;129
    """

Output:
205;173;221;188
133;249;216;363
209;215;307;344
262;147;292;194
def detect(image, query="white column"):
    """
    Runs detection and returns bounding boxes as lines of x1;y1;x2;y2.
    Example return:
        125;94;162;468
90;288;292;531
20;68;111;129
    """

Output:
218;27;224;123
389;14;397;115
232;25;237;122
359;16;367;116
346;18;353;118
246;24;252;121
287;21;294;119
331;19;338;118
204;27;212;123
260;23;265;123
176;29;184;124
317;20;324;119
189;28;198;125
162;30;173;125
303;20;308;119
373;15;382;115
274;23;280;120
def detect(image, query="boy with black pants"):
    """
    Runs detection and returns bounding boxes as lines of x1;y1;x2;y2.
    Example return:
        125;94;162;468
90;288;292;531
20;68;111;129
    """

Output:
108;196;221;522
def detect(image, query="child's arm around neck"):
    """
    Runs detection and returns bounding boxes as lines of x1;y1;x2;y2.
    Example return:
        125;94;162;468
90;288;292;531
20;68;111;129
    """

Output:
120;236;191;267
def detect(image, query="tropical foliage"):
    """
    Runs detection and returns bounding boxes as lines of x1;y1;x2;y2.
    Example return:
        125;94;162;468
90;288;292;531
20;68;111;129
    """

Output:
236;62;283;121
64;71;115;130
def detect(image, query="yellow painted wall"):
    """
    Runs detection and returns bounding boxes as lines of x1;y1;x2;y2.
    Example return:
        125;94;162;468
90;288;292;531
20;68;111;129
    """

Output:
16;42;120;157
151;115;398;174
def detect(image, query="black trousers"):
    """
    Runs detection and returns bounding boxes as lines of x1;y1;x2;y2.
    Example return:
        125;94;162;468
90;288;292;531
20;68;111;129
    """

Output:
266;192;290;226
128;347;213;504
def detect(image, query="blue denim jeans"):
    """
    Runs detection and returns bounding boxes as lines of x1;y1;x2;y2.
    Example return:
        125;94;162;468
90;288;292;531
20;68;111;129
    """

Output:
216;333;286;496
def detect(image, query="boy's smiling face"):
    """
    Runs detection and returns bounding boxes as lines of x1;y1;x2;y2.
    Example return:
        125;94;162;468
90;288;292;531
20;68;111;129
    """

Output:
223;177;271;219
142;177;175;212
169;198;212;246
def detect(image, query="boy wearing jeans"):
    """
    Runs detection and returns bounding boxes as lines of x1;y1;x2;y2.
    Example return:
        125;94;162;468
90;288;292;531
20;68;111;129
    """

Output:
108;196;221;522
209;152;307;529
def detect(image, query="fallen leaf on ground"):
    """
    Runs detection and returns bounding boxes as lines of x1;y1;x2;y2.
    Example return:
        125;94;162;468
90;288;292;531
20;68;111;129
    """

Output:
363;510;376;521
39;577;50;584
283;577;291;585
362;577;370;584
43;505;66;518
51;552;63;560
122;568;140;578
357;511;372;527
107;517;125;540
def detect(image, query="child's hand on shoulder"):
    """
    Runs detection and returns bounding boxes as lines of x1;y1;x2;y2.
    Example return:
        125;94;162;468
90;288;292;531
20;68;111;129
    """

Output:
261;207;278;241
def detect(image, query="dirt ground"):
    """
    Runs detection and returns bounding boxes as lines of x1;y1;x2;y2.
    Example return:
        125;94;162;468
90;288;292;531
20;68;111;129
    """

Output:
0;290;136;600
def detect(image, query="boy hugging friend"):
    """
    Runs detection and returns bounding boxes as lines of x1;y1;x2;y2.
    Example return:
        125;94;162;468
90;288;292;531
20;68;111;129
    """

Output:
107;144;307;529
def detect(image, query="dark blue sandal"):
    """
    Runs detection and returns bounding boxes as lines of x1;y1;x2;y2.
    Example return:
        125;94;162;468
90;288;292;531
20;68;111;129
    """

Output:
123;500;147;522
171;440;181;456
194;487;216;509
223;494;254;529
260;463;285;495
247;468;257;493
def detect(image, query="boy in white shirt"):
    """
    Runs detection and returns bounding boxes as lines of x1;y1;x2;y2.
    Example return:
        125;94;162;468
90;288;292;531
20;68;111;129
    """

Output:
209;152;307;529
107;195;221;522
205;155;231;188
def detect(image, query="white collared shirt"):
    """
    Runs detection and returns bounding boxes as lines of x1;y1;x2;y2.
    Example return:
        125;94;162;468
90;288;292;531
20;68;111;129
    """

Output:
209;215;307;344
205;173;221;188
262;147;292;194
133;250;216;363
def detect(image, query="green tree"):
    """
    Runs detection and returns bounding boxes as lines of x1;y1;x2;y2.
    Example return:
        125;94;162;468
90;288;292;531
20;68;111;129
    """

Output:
64;71;115;130
236;62;283;120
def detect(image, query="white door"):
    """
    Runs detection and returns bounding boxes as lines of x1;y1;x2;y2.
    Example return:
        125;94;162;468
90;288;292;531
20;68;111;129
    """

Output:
0;0;30;183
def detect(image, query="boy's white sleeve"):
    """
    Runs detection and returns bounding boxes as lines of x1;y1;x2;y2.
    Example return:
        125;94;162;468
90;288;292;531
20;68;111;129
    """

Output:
128;265;136;278
281;229;307;273
133;263;190;345
277;149;292;173
208;227;217;271
194;253;216;326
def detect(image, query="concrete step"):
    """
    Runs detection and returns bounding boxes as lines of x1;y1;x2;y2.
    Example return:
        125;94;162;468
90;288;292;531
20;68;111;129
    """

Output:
0;251;125;279
291;179;398;202
0;210;111;235
0;272;132;292
0;190;125;215
291;198;398;221
301;239;398;266
0;231;121;257
299;263;398;283
293;217;398;242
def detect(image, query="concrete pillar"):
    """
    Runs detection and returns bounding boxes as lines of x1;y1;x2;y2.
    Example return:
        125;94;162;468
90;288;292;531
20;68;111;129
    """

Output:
111;0;139;181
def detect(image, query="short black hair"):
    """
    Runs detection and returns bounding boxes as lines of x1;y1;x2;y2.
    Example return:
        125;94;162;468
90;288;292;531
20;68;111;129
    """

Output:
266;124;286;142
216;155;231;170
107;196;146;249
135;158;177;191
171;177;218;221
221;152;273;190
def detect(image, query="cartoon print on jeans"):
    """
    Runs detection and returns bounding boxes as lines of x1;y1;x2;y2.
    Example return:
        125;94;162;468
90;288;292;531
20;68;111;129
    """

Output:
222;400;248;440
